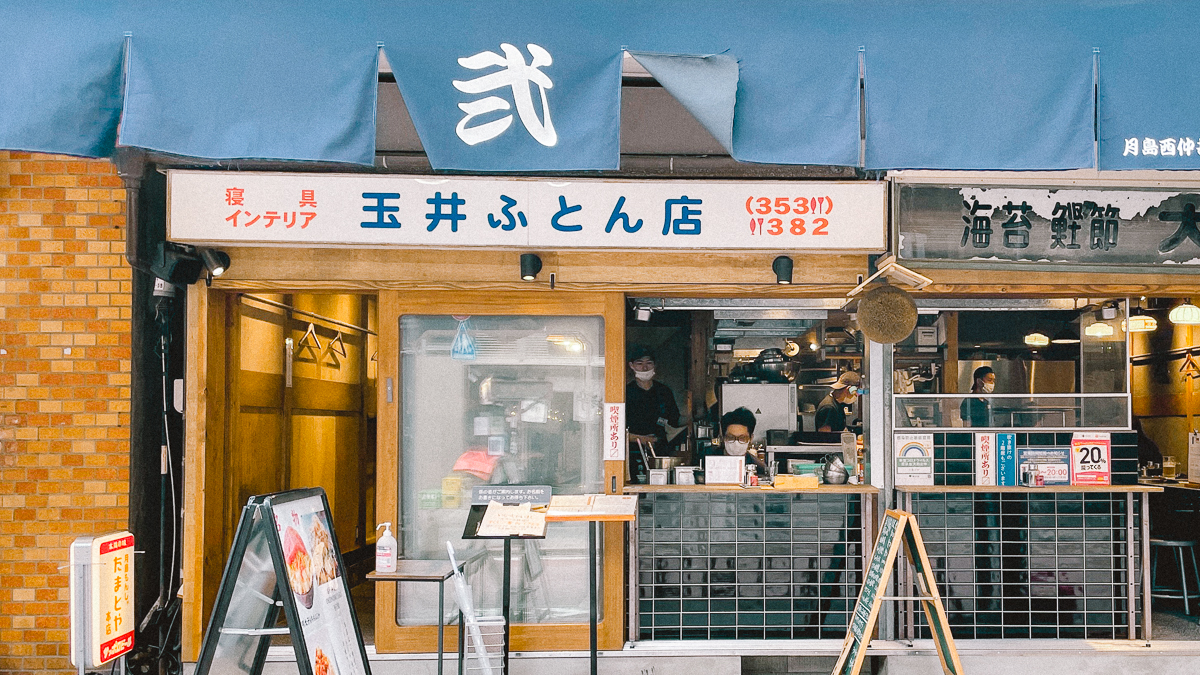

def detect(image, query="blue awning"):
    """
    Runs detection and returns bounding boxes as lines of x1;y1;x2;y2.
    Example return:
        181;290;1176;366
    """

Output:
0;1;1197;171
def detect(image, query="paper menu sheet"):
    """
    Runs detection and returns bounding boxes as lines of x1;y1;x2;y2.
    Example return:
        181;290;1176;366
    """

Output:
590;494;637;516
547;495;592;512
475;501;547;537
1190;432;1200;482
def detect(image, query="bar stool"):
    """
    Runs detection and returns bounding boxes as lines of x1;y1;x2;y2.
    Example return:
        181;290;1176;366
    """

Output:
1150;538;1200;615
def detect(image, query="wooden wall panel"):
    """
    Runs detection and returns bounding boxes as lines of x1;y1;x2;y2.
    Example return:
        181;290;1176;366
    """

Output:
291;413;362;550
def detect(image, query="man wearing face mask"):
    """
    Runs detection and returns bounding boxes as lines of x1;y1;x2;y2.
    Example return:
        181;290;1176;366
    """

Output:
961;366;995;427
717;406;768;473
625;345;682;479
816;371;861;433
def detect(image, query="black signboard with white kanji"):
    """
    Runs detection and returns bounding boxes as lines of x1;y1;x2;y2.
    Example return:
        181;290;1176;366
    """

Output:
896;184;1200;267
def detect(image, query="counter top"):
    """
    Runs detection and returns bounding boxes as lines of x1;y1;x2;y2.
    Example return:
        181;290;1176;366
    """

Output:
624;484;880;494
1139;479;1200;492
895;484;1162;493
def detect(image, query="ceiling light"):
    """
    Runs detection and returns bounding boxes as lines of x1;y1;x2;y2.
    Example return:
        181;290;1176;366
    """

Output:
808;342;819;351
1123;312;1158;333
772;256;793;284
519;253;542;281
1024;332;1050;347
1169;299;1200;325
1084;322;1114;338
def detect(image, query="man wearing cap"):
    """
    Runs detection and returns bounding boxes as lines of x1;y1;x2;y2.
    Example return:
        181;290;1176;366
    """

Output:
625;344;682;479
816;371;861;433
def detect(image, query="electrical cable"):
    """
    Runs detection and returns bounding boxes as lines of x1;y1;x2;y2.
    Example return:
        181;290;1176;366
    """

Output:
159;324;178;605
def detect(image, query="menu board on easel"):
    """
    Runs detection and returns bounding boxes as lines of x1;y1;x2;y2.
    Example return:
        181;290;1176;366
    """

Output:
832;509;963;675
195;488;372;675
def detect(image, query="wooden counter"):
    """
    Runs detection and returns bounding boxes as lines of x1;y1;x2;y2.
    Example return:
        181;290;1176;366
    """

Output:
624;483;880;494
895;484;1162;493
1140;479;1200;492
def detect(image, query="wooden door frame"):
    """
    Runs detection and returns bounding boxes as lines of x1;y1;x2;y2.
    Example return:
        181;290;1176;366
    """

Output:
375;290;627;653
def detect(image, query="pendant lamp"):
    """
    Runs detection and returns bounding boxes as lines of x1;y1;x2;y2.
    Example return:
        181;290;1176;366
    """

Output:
1169;299;1200;325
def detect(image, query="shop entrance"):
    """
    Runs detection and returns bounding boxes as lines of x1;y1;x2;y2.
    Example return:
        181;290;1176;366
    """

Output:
211;292;379;638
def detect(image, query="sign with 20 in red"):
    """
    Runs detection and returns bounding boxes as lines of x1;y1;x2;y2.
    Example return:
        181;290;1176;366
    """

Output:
1070;432;1111;485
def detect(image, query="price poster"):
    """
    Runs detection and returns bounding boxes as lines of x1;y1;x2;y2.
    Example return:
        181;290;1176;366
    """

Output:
1070;432;1111;485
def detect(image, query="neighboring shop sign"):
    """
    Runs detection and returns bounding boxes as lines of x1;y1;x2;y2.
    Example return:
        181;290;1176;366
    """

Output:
893;433;934;486
897;184;1200;265
70;531;135;669
1070;432;1112;485
168;171;886;250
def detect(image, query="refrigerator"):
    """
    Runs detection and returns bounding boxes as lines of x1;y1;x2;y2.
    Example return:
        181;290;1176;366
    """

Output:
721;383;798;443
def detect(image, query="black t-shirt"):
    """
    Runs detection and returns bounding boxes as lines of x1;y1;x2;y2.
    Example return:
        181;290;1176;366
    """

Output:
625;380;681;442
960;397;990;427
815;394;847;432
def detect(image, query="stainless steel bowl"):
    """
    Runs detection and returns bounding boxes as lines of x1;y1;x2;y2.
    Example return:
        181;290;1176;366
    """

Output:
651;456;684;471
823;456;849;484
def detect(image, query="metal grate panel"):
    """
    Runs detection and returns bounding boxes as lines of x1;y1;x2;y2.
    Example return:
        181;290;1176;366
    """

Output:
636;492;864;640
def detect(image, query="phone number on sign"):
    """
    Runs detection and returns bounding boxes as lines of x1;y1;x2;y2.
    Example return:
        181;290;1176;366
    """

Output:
745;196;834;216
745;196;833;236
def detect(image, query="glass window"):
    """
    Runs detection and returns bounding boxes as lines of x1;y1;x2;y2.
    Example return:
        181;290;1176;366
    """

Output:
397;315;604;625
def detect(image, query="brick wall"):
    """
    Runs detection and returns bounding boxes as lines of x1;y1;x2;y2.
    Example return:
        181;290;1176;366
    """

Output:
0;151;130;674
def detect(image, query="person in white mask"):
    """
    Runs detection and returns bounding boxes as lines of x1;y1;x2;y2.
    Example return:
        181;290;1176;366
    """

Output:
717;406;768;474
961;366;996;427
625;344;681;480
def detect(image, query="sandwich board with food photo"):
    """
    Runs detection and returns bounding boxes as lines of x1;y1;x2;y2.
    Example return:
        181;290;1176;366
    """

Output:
195;488;371;675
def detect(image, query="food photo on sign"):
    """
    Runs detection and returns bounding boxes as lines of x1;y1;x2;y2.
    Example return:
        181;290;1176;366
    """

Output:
273;497;363;675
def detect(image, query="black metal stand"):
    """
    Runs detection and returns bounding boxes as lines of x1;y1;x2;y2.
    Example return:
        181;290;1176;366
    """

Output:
589;521;598;675
503;537;512;675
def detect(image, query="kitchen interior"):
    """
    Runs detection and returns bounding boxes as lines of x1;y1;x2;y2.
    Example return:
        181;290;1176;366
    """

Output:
624;296;1137;480
626;300;867;486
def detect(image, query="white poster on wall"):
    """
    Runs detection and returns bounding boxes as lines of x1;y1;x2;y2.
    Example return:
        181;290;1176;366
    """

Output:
167;170;887;251
1190;432;1200;484
894;433;935;486
604;402;625;461
974;433;997;486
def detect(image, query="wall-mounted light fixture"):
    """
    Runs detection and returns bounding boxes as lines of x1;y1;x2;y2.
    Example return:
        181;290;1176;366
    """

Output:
199;248;230;277
520;253;542;281
1169;299;1200;325
772;256;793;284
1024;331;1050;347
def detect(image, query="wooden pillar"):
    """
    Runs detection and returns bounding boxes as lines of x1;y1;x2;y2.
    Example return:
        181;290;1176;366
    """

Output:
943;312;959;393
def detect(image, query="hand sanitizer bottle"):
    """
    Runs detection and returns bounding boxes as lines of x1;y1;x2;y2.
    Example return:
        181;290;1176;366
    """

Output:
375;522;397;574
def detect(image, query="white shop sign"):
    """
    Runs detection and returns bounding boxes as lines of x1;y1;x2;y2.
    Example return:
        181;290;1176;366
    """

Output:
167;171;886;250
70;531;135;669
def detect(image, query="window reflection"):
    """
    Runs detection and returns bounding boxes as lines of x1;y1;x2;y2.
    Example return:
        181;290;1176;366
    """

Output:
397;315;604;625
